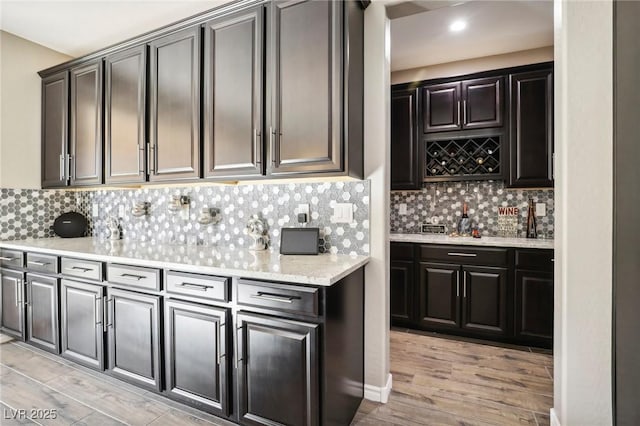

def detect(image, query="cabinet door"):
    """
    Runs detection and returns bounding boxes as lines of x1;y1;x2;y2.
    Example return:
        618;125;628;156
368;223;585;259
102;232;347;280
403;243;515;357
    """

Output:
391;88;420;189
515;270;553;346
460;266;509;336
107;288;161;391
268;0;343;175
461;76;503;129
391;260;414;323
26;274;59;354
41;71;69;188
417;262;460;329
69;60;103;186
105;45;147;184
61;279;105;370
237;312;319;426
164;300;228;415
422;82;461;133
508;69;554;188
0;269;25;340
204;7;264;179
149;26;201;182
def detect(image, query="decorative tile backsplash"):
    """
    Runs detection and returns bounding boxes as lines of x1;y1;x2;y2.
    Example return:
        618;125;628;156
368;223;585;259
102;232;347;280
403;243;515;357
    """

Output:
1;181;370;255
390;181;554;238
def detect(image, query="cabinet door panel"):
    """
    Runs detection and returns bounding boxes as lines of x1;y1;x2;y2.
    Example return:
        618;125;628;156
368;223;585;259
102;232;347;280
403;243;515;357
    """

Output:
391;89;420;189
165;300;228;415
26;274;59;353
41;71;69;188
204;7;263;178
461;266;508;336
508;69;554;188
269;0;343;175
107;288;161;391
61;279;104;370
417;262;460;329
149;27;201;181
237;312;318;426
422;82;461;133
515;270;553;344
0;269;25;340
105;45;147;184
391;260;414;323
462;77;503;129
70;60;103;186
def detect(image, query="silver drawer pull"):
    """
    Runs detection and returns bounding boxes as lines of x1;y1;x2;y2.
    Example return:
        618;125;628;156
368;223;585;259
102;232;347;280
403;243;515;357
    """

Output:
0;256;17;261
66;266;93;272
447;252;477;257
178;282;210;291
251;292;300;304
120;273;146;281
28;260;50;266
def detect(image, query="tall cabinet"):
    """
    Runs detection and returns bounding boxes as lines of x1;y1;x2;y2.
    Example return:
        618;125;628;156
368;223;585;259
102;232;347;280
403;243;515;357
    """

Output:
41;71;69;188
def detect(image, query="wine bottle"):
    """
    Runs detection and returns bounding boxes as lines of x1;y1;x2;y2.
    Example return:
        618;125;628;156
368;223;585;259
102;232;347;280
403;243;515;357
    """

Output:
457;202;472;236
526;198;537;238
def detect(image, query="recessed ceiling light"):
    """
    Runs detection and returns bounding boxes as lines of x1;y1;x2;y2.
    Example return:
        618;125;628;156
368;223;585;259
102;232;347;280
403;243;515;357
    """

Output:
449;20;467;32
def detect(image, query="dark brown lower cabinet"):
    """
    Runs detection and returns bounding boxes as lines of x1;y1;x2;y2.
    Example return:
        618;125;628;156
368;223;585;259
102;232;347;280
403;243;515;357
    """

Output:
25;273;60;354
417;262;460;330
515;270;553;347
164;299;229;416
61;279;106;370
107;287;161;391
237;312;319;426
460;266;508;336
390;260;414;323
0;268;25;340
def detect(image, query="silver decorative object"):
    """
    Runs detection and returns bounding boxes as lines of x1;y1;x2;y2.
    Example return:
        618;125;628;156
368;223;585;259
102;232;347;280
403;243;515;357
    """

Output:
244;215;269;251
197;207;221;225
131;201;150;217
107;216;121;240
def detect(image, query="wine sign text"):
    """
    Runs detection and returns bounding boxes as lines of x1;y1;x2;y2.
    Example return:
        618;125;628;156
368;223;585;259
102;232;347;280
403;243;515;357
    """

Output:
498;207;520;216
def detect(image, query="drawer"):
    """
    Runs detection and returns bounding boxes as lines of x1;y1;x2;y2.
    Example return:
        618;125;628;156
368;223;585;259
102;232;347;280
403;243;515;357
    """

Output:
26;253;59;274
61;257;103;281
420;244;510;267
391;243;414;260
515;249;554;272
0;249;24;268
166;271;229;302
237;279;319;317
107;264;161;291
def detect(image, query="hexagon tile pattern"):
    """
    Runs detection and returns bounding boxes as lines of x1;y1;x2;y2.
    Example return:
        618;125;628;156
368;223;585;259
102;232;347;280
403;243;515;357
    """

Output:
391;180;554;239
1;181;371;256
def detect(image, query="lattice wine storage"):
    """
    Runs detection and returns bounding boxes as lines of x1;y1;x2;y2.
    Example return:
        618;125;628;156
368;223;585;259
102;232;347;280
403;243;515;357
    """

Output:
424;136;502;180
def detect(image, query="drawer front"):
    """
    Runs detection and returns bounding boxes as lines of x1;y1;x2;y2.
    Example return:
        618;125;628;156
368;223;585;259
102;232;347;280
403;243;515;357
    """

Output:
26;253;59;274
237;279;319;317
515;249;554;272
420;244;510;267
61;257;103;281
107;264;161;291
166;271;228;302
0;249;24;268
391;243;414;261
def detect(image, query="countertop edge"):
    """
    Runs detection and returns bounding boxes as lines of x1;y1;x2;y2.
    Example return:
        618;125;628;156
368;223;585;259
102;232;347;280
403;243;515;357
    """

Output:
389;233;554;250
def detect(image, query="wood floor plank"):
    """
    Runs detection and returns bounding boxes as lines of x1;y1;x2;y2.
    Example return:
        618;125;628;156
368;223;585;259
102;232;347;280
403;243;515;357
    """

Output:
71;411;126;426
450;363;553;395
534;412;551;426
0;402;38;425
0;344;75;383
146;408;228;426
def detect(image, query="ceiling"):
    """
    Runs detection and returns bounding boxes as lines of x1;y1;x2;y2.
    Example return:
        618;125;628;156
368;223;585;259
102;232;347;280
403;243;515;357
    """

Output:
0;1;233;57
390;0;553;72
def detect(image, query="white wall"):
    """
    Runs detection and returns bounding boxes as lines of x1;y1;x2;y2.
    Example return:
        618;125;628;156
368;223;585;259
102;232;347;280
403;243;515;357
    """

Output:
553;0;613;424
391;46;553;84
0;31;72;189
363;0;391;401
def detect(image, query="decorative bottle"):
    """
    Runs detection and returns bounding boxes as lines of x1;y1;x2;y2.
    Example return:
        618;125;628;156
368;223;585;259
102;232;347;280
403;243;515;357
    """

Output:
526;199;537;238
457;202;472;236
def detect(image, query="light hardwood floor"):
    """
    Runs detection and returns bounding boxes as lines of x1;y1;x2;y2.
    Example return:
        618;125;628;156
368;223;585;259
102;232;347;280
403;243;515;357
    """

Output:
0;330;552;425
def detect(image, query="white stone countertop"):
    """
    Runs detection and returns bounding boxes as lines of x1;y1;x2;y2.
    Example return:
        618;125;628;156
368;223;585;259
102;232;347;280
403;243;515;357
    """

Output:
389;233;554;250
0;237;369;286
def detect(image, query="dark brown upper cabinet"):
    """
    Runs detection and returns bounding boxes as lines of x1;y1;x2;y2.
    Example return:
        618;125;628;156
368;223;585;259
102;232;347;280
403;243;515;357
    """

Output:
508;67;554;188
69;60;103;186
267;0;344;176
391;87;420;190
203;6;264;179
149;27;201;182
423;76;503;134
41;71;69;188
105;45;147;184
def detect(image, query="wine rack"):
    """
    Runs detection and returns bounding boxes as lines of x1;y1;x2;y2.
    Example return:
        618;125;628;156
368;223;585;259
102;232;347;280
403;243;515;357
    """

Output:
424;136;502;180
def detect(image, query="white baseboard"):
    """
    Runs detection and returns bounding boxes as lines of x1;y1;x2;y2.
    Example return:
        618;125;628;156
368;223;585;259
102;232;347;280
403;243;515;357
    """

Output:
364;373;393;403
550;408;561;426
